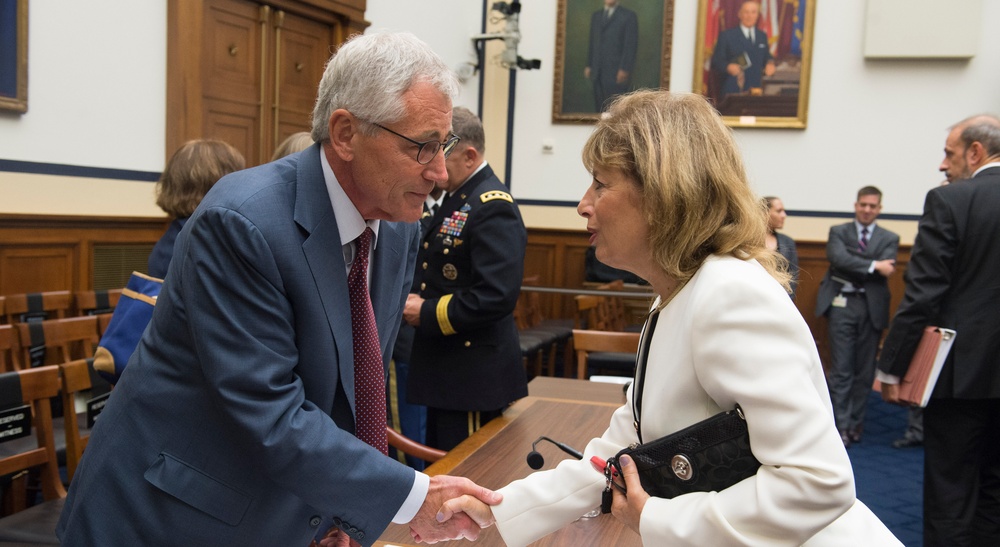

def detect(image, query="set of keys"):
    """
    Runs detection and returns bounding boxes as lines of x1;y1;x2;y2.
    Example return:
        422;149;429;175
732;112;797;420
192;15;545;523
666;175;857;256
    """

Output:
592;456;626;514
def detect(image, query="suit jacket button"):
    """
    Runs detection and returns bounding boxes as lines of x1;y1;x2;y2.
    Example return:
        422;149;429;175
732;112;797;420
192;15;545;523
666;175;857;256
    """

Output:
357;531;365;539
443;248;450;255
464;340;471;347
309;516;322;527
422;262;428;269
333;517;343;526
423;242;429;249
420;282;426;290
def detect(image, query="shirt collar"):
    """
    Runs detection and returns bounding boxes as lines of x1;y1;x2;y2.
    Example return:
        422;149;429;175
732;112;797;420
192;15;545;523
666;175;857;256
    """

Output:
319;148;380;249
973;161;1000;177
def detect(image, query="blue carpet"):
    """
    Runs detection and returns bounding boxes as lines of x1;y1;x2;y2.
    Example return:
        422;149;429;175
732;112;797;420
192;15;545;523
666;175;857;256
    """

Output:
849;391;923;546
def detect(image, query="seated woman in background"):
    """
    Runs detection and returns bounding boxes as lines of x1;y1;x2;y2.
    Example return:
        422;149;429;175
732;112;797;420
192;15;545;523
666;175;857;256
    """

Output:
271;131;314;161
764;195;799;299
148;140;244;278
437;91;900;546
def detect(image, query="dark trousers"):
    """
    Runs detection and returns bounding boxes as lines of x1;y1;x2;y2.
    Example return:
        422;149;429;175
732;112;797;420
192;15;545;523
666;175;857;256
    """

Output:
826;293;881;433
426;407;503;452
923;398;1000;546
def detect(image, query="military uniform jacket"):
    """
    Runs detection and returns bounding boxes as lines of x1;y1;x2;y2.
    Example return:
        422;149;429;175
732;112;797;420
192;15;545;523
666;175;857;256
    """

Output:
408;164;528;411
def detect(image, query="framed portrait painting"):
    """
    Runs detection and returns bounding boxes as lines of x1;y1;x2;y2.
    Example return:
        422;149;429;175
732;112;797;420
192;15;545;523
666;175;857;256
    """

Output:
552;0;674;124
693;0;815;128
0;0;27;113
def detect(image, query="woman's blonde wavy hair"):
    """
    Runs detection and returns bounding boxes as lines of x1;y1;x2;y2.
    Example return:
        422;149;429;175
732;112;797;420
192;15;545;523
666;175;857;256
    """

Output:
581;90;790;290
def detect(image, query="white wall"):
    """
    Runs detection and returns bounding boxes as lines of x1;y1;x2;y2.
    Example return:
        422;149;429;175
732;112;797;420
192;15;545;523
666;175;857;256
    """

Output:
0;0;166;171
2;0;998;227
501;0;1000;217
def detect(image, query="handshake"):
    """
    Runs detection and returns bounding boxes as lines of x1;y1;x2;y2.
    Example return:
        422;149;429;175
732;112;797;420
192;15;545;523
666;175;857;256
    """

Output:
313;475;500;547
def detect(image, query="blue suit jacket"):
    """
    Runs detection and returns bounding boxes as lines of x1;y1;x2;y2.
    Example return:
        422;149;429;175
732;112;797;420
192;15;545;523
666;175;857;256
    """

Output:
58;144;421;546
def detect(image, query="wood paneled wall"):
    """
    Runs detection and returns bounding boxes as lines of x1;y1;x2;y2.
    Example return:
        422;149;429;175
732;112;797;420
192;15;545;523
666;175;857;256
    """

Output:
524;228;912;369
0;218;911;371
0;214;168;295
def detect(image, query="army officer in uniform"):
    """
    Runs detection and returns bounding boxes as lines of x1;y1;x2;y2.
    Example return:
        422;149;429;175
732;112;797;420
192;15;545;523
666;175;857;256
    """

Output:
404;107;528;451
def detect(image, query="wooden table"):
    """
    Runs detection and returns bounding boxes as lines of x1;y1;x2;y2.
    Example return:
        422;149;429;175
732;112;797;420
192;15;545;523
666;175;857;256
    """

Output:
376;379;639;547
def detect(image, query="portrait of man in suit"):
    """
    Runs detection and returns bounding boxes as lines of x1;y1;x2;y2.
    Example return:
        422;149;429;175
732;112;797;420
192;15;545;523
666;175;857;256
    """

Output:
710;0;776;99
585;0;639;112
815;186;899;448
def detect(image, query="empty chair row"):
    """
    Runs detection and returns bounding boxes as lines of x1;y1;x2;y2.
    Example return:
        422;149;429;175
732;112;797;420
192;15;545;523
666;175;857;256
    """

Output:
0;289;122;325
0;315;112;373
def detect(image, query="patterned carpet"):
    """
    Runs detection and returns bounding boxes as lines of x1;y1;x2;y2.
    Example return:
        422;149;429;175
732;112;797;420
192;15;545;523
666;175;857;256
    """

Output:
850;391;924;546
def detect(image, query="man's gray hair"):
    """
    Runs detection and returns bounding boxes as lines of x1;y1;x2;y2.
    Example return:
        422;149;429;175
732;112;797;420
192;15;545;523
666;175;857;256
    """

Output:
310;32;460;142
450;106;485;154
955;114;1000;158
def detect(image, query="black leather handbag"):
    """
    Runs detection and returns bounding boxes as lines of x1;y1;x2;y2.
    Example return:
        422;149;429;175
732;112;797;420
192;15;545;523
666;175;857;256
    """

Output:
608;308;761;500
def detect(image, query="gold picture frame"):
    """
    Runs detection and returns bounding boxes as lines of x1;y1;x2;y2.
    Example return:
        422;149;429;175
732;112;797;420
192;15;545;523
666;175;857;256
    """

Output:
693;0;815;128
552;0;674;124
0;0;28;113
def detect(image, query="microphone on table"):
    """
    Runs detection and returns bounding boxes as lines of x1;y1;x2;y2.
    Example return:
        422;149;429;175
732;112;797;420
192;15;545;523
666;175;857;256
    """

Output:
526;436;584;469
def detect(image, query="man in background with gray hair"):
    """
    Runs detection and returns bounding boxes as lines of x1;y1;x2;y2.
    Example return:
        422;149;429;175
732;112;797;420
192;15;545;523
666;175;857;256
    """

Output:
878;114;1000;546
58;32;500;547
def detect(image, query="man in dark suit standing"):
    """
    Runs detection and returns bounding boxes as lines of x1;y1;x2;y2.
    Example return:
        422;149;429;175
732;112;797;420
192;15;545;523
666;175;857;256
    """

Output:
585;0;638;112
816;186;899;447
405;107;528;451
57;32;500;547
710;0;776;99
877;115;1000;546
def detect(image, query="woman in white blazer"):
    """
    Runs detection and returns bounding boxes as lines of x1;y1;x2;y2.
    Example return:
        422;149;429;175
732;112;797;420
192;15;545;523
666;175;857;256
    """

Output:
438;91;900;546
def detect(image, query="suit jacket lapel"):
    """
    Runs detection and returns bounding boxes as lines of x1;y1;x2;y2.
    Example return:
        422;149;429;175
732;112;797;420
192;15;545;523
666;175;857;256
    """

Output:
370;223;406;359
294;144;356;407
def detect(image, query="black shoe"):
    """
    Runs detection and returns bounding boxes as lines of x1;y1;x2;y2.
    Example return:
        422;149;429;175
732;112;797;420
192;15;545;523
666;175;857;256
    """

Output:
891;437;922;449
840;430;852;448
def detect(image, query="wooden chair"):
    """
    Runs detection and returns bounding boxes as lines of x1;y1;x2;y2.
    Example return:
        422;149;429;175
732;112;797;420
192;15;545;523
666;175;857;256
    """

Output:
73;288;122;316
386;426;445;465
58;359;112;483
0;365;66;543
0;325;22;373
15;316;101;369
0;295;5;324
571;329;641;380
2;291;74;325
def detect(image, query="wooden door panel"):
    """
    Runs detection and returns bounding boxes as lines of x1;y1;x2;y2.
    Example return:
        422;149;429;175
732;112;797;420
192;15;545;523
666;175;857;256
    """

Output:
203;98;261;164
0;246;76;294
203;0;263;103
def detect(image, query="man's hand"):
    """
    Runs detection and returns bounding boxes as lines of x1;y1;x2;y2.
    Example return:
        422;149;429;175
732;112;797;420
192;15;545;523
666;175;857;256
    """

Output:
409;475;502;544
881;382;900;404
726;63;743;77
874;259;896;277
404;293;423;327
616;69;630;85
584;66;591;79
437;494;496;529
764;61;776;77
611;455;649;534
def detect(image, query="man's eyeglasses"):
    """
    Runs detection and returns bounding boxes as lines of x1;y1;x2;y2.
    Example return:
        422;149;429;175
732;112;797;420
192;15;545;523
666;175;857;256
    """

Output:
364;120;460;165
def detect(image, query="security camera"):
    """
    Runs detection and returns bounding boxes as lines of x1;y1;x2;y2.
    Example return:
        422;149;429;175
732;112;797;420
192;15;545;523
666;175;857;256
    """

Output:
470;0;541;71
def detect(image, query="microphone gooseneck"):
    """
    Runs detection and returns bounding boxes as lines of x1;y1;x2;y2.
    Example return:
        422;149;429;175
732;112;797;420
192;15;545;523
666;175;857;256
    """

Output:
525;436;583;469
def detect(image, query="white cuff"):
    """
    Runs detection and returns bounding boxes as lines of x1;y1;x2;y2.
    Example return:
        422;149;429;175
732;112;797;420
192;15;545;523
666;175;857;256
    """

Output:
393;471;430;524
875;370;900;385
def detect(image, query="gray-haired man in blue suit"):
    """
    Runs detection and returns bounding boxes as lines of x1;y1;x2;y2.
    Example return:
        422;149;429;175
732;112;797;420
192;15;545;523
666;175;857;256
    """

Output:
57;32;501;547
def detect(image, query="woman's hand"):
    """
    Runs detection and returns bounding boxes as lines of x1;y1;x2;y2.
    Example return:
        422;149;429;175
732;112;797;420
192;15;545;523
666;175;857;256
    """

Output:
437;494;497;529
611;455;649;534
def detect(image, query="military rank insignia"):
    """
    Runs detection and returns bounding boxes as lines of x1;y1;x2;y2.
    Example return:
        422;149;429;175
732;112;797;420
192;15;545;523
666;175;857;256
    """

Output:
440;211;468;237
